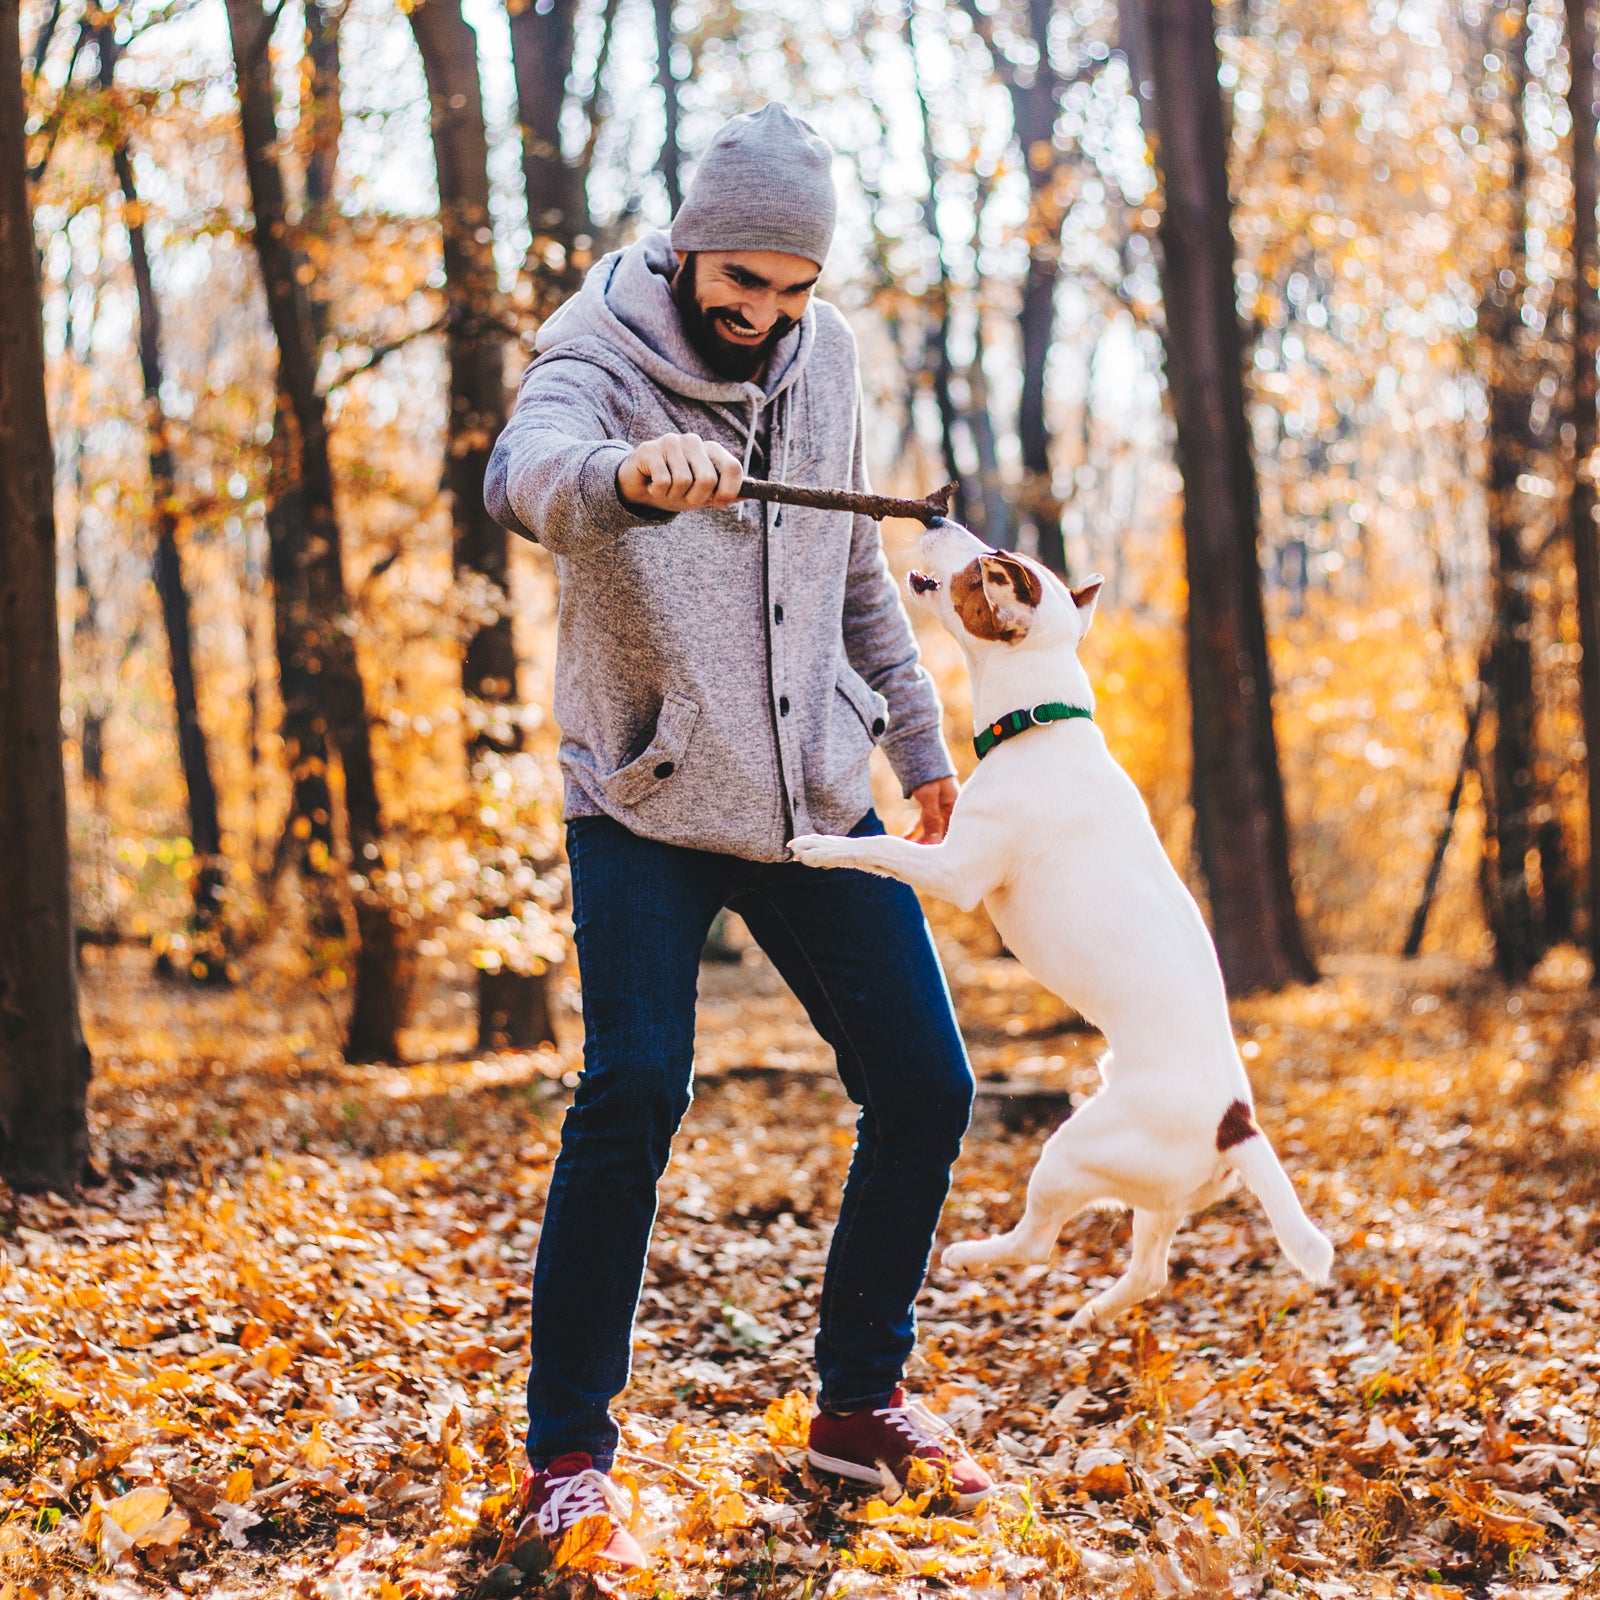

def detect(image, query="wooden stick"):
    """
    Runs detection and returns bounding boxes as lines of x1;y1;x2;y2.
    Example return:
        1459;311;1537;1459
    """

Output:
739;477;957;525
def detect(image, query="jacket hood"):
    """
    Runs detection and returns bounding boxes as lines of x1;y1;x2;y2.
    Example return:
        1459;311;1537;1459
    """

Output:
534;231;814;428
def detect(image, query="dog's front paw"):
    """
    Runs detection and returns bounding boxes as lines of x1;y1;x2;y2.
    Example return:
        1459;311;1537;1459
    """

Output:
789;833;861;870
941;1240;982;1272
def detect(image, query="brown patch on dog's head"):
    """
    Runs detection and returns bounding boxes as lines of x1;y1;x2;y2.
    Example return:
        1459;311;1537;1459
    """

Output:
951;553;1042;643
1216;1098;1259;1152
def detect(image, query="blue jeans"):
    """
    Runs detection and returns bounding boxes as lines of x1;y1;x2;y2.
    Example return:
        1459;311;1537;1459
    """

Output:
525;810;973;1468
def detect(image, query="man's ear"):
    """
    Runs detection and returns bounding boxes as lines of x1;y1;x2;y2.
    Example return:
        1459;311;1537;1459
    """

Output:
1070;574;1105;635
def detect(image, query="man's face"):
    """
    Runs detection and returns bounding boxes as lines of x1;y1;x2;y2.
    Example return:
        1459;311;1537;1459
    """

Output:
672;249;820;382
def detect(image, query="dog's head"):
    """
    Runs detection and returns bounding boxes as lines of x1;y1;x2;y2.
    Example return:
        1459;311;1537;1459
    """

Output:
908;518;1102;653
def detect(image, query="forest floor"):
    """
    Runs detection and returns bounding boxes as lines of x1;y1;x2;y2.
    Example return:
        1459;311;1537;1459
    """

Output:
2;901;1599;1600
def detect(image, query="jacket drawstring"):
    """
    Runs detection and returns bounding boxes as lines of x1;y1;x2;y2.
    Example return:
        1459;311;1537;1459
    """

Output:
773;390;792;527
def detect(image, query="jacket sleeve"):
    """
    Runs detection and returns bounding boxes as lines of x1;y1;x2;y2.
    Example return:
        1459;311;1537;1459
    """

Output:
841;384;957;797
484;352;674;557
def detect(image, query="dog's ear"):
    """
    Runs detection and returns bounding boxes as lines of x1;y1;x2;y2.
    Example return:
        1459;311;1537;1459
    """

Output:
978;552;1043;610
952;558;1032;642
1070;574;1104;635
952;556;1039;642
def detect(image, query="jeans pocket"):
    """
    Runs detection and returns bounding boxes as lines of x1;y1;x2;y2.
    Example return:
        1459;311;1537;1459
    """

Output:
598;691;701;808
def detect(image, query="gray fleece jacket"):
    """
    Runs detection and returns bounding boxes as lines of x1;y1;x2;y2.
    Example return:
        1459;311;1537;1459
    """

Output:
484;231;954;861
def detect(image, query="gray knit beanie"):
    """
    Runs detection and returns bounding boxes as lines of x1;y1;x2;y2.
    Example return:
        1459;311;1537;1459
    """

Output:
670;104;837;267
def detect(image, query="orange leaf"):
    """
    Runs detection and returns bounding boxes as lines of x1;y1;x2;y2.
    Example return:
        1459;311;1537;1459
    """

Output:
552;1513;613;1570
253;1343;296;1377
763;1390;811;1449
301;1421;335;1470
223;1468;255;1504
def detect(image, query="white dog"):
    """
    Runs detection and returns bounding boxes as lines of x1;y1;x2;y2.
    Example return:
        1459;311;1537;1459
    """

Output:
790;519;1333;1331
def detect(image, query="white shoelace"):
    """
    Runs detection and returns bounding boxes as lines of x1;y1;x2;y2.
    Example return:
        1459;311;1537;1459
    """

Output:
874;1397;956;1452
534;1468;627;1537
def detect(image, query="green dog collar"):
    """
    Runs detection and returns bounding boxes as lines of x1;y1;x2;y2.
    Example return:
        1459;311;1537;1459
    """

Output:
973;702;1093;760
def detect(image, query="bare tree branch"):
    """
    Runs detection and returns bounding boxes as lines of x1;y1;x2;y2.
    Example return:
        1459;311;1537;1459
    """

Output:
317;310;450;397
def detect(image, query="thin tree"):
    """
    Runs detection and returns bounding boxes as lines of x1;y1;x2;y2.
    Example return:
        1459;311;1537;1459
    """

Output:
1569;0;1600;980
300;0;342;347
225;0;407;1059
409;0;555;1048
509;0;588;314
0;0;92;1188
1479;12;1540;980
1144;0;1316;993
97;29;228;973
653;0;682;212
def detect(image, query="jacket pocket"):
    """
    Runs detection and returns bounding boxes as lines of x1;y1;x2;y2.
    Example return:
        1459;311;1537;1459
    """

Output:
836;665;889;743
600;691;701;807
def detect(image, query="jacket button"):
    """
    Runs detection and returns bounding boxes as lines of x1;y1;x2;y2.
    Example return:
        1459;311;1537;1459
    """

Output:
871;716;886;736
774;604;784;623
779;696;790;715
653;761;675;779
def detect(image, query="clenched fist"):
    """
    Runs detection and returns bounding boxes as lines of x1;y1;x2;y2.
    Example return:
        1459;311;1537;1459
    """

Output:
617;432;744;514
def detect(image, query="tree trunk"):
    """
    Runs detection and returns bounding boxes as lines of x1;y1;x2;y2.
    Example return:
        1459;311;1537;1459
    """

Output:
99;32;228;967
300;0;341;347
1010;0;1063;567
1568;0;1600;979
508;0;587;314
225;0;407;1059
1146;0;1315;993
409;0;555;1050
264;413;343;939
1481;15;1539;981
0;0;93;1189
652;0;682;212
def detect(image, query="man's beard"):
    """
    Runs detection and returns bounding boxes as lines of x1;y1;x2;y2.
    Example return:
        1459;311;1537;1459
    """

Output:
672;255;796;382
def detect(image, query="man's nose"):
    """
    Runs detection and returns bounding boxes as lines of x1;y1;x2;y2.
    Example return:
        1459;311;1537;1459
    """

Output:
739;293;780;330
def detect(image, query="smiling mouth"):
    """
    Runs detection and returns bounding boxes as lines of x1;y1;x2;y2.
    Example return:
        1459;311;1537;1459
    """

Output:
908;571;940;594
715;315;767;344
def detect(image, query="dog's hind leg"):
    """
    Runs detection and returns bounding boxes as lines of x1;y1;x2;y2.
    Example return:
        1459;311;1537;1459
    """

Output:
1066;1208;1181;1333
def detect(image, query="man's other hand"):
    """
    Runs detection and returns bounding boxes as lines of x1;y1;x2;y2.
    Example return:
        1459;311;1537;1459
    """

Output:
907;777;959;844
618;433;744;513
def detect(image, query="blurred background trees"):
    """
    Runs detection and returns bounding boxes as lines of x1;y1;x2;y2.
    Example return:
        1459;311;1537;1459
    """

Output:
9;0;1600;1146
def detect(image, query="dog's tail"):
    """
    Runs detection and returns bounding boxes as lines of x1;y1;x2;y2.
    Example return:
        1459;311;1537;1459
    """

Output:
1218;1100;1335;1284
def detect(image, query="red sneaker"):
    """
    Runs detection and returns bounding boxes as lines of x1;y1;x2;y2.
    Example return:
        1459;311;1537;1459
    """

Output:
503;1451;645;1571
807;1388;993;1509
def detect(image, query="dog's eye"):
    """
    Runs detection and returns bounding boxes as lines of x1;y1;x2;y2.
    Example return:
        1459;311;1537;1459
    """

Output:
909;571;940;594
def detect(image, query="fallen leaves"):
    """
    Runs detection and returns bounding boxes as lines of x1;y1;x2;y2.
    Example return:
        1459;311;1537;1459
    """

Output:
82;1484;190;1567
0;947;1596;1598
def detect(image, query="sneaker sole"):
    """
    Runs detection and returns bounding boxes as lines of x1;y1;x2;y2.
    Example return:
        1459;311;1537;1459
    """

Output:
805;1448;992;1512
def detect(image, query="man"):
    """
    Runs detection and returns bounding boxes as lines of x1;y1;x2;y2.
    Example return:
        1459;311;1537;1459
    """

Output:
484;103;988;1568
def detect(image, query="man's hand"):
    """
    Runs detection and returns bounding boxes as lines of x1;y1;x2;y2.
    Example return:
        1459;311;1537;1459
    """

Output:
907;777;959;844
618;432;743;514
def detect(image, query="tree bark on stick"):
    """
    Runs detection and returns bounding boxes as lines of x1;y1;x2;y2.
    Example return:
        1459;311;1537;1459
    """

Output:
0;0;93;1189
1145;0;1315;993
1568;0;1600;980
1480;15;1539;981
98;32;228;967
410;0;554;1050
225;0;407;1059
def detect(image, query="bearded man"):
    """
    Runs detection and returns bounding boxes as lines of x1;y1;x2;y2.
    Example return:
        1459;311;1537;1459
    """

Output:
485;103;988;1568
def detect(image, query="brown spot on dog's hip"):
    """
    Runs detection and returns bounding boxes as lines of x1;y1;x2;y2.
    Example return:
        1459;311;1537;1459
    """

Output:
1216;1098;1259;1151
